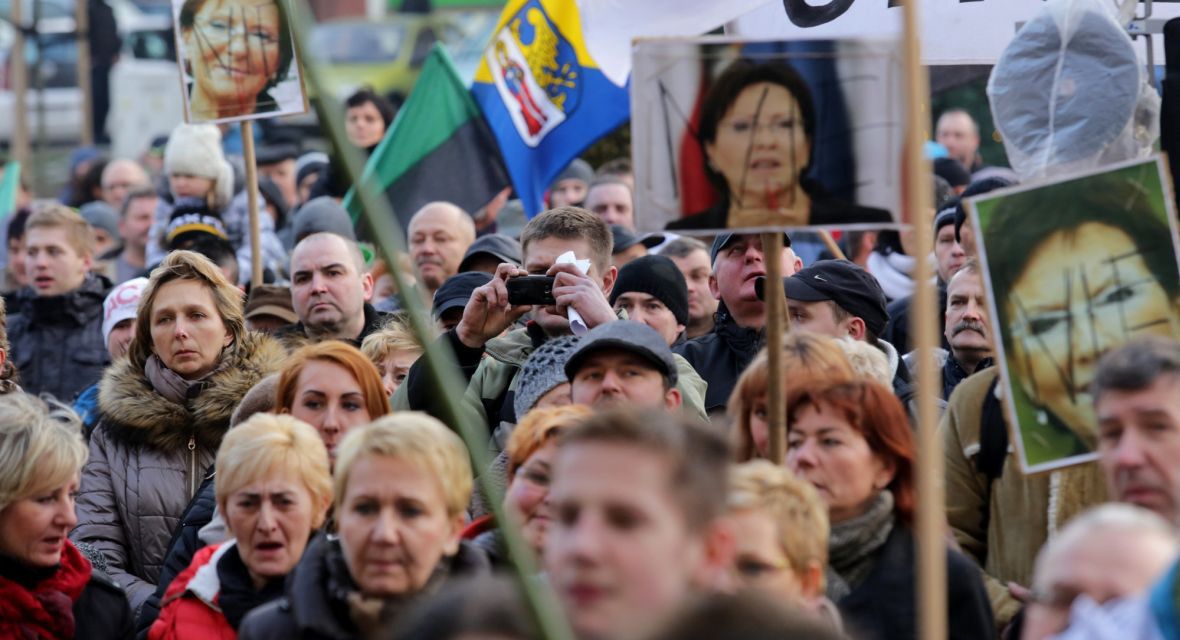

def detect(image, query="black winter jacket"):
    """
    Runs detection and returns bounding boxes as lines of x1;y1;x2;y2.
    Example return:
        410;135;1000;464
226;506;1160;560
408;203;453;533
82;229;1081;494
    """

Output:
672;305;763;413
238;533;491;640
838;525;995;640
273;303;388;352
7;274;111;402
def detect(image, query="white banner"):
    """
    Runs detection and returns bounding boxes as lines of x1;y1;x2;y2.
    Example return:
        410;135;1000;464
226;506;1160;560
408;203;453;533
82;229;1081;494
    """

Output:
728;1;1180;65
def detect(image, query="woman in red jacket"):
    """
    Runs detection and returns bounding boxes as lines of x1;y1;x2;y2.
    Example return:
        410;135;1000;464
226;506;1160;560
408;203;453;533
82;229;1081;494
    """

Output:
149;413;332;639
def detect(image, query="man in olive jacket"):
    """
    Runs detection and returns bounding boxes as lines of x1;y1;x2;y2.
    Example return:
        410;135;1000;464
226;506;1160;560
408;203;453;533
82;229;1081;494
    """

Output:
395;207;707;430
941;368;1107;628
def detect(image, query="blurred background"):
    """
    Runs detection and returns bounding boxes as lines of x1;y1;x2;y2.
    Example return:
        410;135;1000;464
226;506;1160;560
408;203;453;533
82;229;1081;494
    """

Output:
0;0;502;195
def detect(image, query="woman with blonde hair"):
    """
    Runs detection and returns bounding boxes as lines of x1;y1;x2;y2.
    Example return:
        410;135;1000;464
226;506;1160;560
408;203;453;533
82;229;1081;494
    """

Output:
729;332;856;460
150;414;332;639
74;250;286;612
360;317;423;398
239;413;490;638
0;393;133;638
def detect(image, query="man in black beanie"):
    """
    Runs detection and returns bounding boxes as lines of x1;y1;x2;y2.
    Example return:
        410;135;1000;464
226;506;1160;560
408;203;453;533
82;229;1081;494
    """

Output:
608;254;689;347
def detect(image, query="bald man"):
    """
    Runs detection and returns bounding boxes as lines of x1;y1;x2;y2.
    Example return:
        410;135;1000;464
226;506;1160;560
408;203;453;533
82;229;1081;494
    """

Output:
935;110;982;173
101;160;151;208
408;202;476;304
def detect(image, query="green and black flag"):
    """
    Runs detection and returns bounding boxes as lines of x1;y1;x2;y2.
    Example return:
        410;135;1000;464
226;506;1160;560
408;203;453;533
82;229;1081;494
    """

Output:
343;44;510;229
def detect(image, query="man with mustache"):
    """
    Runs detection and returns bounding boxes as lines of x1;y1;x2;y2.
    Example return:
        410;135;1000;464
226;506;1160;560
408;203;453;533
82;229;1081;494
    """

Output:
904;258;993;400
407;202;476;308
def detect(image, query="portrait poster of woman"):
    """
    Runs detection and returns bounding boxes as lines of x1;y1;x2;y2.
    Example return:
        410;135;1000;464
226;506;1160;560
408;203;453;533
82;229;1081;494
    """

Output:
969;156;1180;473
172;0;308;125
630;37;904;235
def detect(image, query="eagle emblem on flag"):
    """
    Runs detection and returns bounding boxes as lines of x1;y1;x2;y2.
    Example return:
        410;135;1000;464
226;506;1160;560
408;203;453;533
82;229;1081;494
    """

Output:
485;0;581;147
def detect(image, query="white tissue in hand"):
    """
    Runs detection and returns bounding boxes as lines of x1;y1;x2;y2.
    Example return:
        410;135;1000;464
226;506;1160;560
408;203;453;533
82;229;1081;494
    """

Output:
555;251;592;336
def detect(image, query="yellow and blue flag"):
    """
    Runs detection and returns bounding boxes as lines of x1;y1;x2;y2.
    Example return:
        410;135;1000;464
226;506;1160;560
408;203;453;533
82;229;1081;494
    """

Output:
471;0;629;218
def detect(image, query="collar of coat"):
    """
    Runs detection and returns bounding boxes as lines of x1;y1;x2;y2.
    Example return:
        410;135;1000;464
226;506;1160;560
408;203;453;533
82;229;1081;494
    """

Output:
23;273;111;324
96;331;287;452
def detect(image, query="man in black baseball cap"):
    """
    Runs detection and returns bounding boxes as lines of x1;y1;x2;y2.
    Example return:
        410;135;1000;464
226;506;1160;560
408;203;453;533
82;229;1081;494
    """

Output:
458;233;522;274
565;320;682;411
611;224;663;269
767;259;911;393
673;232;800;414
432;271;493;331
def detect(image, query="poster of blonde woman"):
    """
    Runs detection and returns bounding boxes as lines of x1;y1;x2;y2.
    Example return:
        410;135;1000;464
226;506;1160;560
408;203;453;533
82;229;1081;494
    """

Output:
172;0;308;124
969;157;1180;473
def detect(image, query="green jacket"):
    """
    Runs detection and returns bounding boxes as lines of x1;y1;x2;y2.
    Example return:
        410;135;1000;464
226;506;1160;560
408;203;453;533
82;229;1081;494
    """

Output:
941;368;1106;628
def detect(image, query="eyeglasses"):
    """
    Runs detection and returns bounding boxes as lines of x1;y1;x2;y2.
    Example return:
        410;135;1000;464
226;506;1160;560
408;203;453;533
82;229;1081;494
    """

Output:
193;17;280;49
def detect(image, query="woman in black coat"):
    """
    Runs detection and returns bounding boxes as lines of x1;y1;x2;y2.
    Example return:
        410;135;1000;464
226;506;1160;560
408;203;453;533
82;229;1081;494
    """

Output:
786;379;994;640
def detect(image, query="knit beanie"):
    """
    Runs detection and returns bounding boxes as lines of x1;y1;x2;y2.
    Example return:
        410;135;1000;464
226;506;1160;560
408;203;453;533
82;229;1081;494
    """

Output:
513;335;580;420
292;196;356;243
80;201;120;239
101;277;149;348
163;123;235;211
166;197;229;250
230;374;279;427
609;254;689;326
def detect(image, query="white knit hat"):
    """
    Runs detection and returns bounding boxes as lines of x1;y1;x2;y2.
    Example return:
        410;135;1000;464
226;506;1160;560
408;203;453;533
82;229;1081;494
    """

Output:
102;277;149;348
163;124;235;211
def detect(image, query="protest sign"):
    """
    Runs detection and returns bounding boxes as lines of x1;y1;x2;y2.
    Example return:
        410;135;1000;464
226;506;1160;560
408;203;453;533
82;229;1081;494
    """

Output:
631;36;904;235
969;156;1180;473
728;0;1180;65
172;0;308;125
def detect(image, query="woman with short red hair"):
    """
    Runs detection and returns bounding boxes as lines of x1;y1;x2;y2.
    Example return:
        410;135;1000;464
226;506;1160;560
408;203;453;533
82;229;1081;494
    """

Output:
786;379;993;640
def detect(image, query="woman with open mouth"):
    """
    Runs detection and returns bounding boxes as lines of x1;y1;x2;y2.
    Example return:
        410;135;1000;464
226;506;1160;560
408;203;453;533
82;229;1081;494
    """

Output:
0;393;133;639
238;414;490;638
149;414;332;639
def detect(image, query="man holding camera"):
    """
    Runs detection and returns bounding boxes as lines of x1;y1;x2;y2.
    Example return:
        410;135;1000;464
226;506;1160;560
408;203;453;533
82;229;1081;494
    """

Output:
394;207;706;429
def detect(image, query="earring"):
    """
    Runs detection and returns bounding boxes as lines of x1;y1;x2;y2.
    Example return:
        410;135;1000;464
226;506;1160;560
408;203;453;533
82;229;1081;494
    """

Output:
1036;410;1048;425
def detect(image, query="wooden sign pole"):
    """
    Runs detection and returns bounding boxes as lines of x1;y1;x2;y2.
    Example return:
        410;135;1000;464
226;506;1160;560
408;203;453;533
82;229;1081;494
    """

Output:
901;0;946;638
763;231;788;465
76;0;94;147
241;122;264;288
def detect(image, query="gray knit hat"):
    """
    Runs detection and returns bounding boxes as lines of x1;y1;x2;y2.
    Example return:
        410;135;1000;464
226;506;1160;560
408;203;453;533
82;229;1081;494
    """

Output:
513;335;580;420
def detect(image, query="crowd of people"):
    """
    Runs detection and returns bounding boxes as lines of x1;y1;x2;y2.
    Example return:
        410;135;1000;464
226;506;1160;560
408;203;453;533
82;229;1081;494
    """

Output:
0;78;1176;640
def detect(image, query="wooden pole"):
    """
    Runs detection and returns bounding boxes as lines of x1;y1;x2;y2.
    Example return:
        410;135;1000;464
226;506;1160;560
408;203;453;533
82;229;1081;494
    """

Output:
901;0;944;639
818;229;847;261
763;231;787;465
10;0;29;166
75;0;94;147
241;122;263;287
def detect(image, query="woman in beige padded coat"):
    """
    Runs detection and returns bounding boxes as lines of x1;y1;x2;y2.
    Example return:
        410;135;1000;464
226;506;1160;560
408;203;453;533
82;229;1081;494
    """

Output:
71;250;286;613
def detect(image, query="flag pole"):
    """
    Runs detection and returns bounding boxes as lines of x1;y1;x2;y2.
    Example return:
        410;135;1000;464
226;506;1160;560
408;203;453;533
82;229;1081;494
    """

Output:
900;0;945;638
242;121;263;288
284;2;573;637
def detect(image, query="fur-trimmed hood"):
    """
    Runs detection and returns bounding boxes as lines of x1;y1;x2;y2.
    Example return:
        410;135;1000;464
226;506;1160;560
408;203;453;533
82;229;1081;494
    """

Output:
97;331;287;452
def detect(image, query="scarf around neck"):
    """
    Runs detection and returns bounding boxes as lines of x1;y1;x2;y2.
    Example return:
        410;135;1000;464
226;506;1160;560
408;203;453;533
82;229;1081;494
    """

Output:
145;354;219;404
0;541;91;639
826;490;896;602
